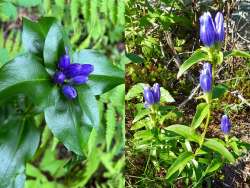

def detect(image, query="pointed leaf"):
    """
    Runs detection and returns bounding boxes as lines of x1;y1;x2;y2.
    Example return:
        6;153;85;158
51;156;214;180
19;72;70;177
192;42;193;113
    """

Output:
203;139;235;163
73;50;124;95
0;54;54;107
0;118;40;187
191;103;209;129
160;87;175;103
45;99;86;155
166;152;194;179
177;49;208;79
165;124;201;143
22;17;56;54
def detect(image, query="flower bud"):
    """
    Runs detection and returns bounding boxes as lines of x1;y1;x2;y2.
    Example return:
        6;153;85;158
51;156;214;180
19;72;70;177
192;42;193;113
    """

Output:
152;83;160;103
220;114;231;134
53;71;65;84
58;55;70;70
200;67;212;93
215;12;224;42
144;86;155;105
64;64;94;78
71;75;88;85
62;85;77;100
203;63;212;76
199;12;217;46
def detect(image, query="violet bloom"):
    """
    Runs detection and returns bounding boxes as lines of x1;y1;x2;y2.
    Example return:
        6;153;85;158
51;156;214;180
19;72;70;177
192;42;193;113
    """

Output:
58;54;70;70
64;64;94;78
52;48;94;100
200;63;212;93
215;12;225;42
62;85;77;100
53;71;65;84
199;11;224;46
220;114;231;134
143;83;161;107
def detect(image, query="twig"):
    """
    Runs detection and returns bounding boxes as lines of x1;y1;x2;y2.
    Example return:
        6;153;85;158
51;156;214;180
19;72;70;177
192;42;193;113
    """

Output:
178;84;200;108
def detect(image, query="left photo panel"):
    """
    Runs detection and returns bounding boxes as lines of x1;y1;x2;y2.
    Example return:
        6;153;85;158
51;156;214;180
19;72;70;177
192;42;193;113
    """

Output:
0;1;125;188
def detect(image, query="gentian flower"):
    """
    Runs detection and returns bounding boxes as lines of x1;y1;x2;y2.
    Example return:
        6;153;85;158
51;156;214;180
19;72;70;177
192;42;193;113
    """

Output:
70;75;88;85
144;87;155;106
143;83;161;107
53;71;65;84
64;64;93;78
220;114;231;134
53;48;94;100
62;85;77;100
200;63;212;93
199;11;224;46
215;12;224;42
58;54;70;70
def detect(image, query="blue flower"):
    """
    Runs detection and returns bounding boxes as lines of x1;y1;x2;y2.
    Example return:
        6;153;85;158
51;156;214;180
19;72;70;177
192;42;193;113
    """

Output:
70;75;88;85
62;85;77;100
52;49;94;100
53;71;66;84
64;63;93;78
144;86;155;106
220;114;231;134
58;54;70;70
143;83;161;107
200;63;212;93
199;11;224;46
215;12;224;42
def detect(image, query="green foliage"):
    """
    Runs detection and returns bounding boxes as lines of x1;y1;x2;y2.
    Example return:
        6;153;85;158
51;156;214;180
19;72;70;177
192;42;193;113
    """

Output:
0;5;125;186
177;49;209;79
0;117;40;188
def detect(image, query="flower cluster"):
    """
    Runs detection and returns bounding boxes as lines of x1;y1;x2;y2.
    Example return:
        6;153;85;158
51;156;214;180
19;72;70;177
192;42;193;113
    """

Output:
143;83;160;107
53;52;94;100
200;62;212;93
199;12;224;46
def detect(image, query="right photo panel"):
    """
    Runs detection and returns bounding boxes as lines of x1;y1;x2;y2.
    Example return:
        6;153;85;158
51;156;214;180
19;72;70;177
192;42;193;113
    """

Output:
125;1;250;187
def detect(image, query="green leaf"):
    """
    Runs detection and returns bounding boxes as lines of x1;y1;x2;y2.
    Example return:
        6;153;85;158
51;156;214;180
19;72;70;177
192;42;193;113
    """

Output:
77;85;99;128
224;50;250;59
166;152;194;179
216;51;223;65
203;139;235;163
132;108;150;123
0;2;17;21
14;0;41;7
43;22;65;75
0;117;40;188
126;53;144;64
106;104;116;151
212;84;228;99
125;83;144;101
160;87;175;103
73;50;124;95
74;148;101;187
0;54;55;107
22;17;56;54
204;159;222;174
177;49;208;79
191;103;209;129
44;99;87;155
0;48;8;66
39;148;67;178
131;119;148;130
165;124;201;143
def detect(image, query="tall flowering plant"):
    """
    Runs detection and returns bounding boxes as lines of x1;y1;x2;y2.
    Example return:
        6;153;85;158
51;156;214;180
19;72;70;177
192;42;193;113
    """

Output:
156;11;249;186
